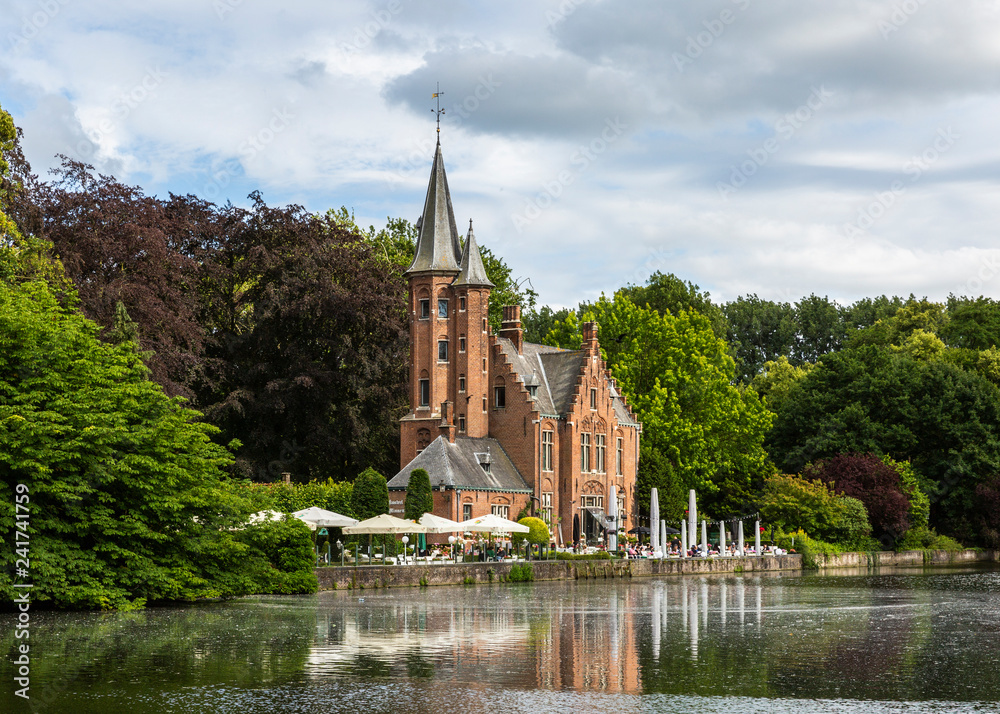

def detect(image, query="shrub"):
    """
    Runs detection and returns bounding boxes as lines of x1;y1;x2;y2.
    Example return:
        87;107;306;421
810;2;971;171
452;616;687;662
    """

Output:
806;453;912;542
508;563;534;582
760;473;872;547
513;517;550;555
776;529;842;569
898;526;965;552
556;551;612;561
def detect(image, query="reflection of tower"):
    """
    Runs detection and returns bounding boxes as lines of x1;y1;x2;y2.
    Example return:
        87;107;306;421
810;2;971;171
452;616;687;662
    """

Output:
756;583;763;628
720;580;728;629
651;586;661;660
689;582;699;661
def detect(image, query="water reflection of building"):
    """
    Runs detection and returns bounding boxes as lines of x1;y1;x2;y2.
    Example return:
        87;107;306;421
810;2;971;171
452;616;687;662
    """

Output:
304;578;787;698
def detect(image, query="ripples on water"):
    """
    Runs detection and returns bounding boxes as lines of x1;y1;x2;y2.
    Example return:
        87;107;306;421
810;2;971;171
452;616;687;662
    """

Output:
2;565;998;713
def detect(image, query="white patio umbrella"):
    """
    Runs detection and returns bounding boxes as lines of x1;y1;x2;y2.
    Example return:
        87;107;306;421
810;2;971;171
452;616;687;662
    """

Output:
418;512;463;533
688;489;697;553
660;520;667;560
458;513;530;534
292;507;358;530
738;520;745;557
343;513;428;534
701;519;708;556
719;521;726;555
608;484;618;552
650;488;659;554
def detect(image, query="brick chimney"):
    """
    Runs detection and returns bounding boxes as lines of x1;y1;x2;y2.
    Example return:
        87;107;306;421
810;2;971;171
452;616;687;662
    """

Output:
499;305;523;354
439;400;457;443
582;321;599;355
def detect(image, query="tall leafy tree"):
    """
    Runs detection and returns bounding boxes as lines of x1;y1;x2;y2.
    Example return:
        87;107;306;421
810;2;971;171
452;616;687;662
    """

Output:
350;467;389;520
197;195;410;482
723;295;798;382
403;468;434;521
586;293;774;518
618;271;727;338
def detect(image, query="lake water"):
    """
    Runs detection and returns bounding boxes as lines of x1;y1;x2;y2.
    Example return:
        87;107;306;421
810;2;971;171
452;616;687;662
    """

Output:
4;565;1000;713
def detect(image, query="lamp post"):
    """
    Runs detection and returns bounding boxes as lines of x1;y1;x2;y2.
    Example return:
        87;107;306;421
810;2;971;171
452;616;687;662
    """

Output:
402;535;409;565
449;535;456;563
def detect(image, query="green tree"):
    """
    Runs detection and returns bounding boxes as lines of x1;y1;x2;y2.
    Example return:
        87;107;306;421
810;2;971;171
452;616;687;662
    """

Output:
759;474;872;547
723;295;798;382
542;310;583;349
617;271;727;338
350;467;389;520
403;468;434;521
750;356;815;414
0;242;316;608
767;345;1000;541
587;293;773;515
522;305;573;344
940;295;1000;350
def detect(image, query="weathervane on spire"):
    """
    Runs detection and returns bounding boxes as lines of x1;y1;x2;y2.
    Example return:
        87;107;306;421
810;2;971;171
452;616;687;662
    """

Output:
432;83;445;135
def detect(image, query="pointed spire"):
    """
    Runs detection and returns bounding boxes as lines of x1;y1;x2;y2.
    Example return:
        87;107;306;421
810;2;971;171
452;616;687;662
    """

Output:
454;219;494;288
405;139;463;275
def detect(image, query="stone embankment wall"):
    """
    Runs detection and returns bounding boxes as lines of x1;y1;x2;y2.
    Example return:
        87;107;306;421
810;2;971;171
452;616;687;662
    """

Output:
816;548;996;569
314;553;802;590
314;550;996;590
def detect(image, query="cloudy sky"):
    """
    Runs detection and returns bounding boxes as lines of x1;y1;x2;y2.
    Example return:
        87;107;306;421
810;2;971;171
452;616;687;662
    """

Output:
2;0;999;309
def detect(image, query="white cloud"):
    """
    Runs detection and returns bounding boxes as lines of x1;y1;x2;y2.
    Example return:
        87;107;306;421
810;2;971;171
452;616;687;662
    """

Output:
1;0;999;309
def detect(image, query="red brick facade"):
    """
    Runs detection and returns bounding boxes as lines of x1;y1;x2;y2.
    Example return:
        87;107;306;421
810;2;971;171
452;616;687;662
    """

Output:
393;142;640;546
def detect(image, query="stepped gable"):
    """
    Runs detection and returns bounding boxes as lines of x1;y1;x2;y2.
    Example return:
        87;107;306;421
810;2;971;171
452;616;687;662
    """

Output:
388;435;531;493
495;338;588;417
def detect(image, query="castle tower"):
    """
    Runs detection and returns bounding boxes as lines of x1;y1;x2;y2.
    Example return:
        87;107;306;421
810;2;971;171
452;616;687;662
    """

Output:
452;221;494;438
400;140;493;465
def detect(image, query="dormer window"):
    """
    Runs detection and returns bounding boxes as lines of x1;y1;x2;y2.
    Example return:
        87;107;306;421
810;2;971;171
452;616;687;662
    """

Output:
476;450;492;474
528;385;538;399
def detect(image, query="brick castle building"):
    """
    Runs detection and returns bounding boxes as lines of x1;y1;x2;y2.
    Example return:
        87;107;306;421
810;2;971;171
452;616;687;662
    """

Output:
387;139;641;546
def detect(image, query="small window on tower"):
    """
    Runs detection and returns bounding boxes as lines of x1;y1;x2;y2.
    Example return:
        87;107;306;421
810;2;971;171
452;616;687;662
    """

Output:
482;357;487;372
419;300;430;319
482;397;487;413
459;375;466;392
438;340;448;362
459;296;466;311
483;318;487;332
494;385;506;409
438;299;449;318
590;388;597;410
459;336;466;352
458;415;466;432
419;379;430;407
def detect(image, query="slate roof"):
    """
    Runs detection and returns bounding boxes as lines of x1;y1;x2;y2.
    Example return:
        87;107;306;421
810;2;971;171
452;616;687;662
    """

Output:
453;222;494;288
497;339;585;416
388;435;531;493
406;139;463;275
496;337;640;425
